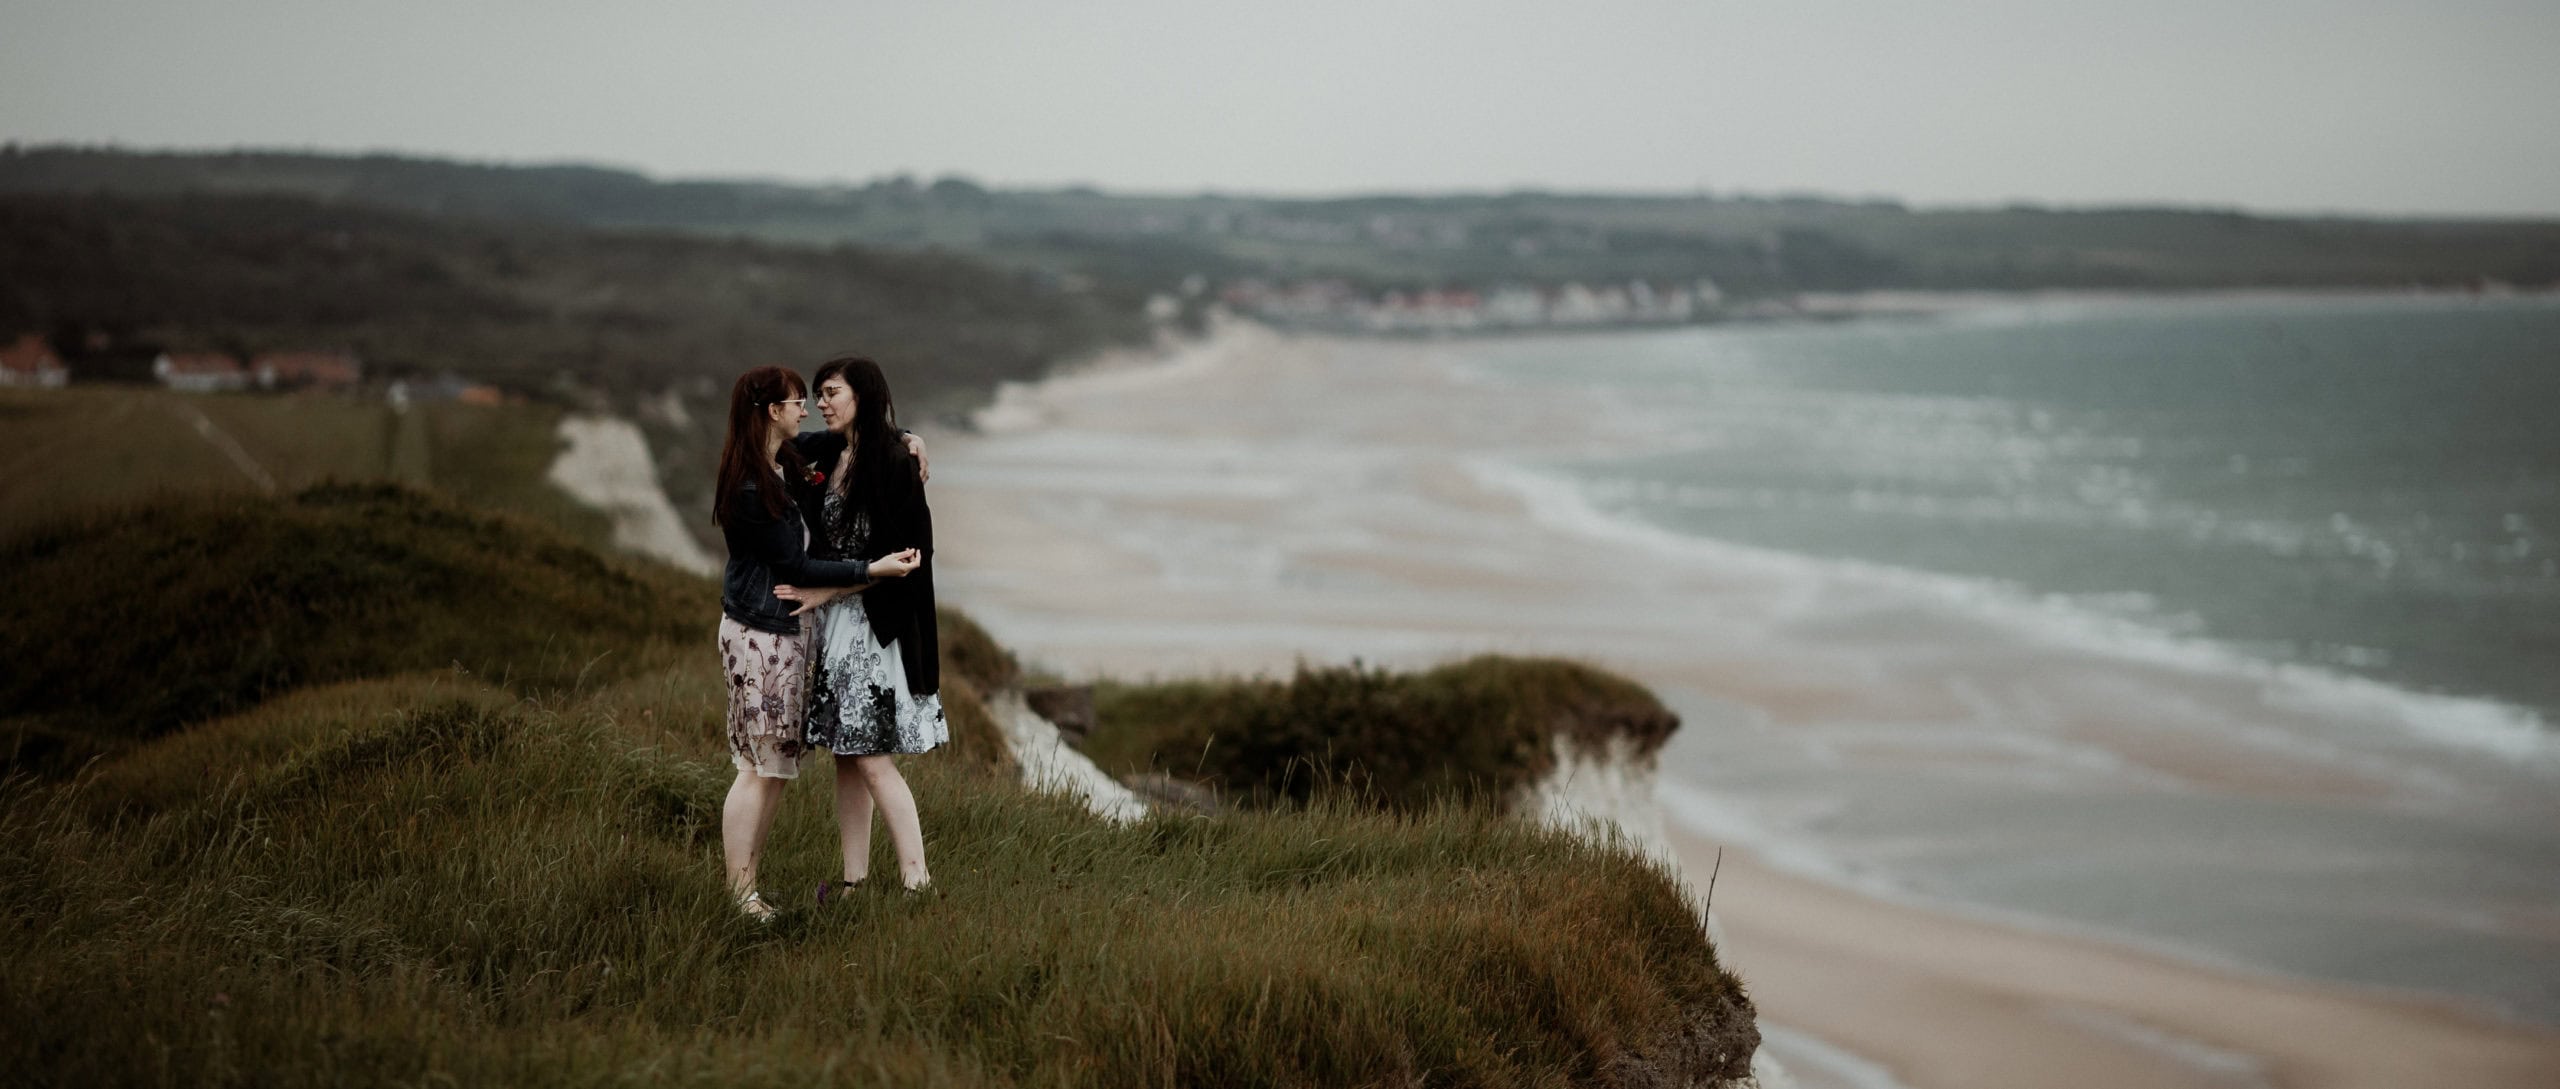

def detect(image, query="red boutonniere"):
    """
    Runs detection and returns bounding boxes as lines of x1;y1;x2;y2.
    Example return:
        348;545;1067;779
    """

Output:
803;466;826;487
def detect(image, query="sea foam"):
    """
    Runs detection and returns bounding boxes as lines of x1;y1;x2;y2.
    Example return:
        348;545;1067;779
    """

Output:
1470;457;2557;770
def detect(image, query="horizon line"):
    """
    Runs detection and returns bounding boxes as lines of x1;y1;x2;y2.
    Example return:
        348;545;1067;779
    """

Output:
10;139;2559;225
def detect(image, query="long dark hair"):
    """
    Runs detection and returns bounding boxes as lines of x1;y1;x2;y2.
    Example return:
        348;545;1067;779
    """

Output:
713;365;808;527
811;356;913;511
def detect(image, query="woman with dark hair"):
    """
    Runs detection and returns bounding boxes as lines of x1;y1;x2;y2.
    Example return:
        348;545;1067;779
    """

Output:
713;365;920;920
772;356;945;898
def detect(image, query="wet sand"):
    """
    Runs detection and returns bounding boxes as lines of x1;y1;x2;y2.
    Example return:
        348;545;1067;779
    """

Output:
1682;834;2560;1089
926;321;2560;1089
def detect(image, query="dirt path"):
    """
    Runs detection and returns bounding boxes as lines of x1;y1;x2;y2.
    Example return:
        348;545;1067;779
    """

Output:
166;398;277;494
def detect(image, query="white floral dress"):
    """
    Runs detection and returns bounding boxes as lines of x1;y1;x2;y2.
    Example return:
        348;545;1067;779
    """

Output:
804;490;947;756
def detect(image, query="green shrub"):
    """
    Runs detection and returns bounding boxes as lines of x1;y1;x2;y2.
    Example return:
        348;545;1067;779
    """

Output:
1084;656;1681;811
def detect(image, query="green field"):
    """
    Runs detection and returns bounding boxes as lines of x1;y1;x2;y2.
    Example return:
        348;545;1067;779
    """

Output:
0;386;608;545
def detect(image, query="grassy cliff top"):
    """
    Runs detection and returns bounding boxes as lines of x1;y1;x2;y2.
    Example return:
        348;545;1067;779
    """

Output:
1081;658;1683;813
0;488;1756;1087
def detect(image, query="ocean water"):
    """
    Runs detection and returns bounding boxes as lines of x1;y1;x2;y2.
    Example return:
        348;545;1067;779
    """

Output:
1455;294;2560;728
939;302;2560;1028
1442;294;2560;1023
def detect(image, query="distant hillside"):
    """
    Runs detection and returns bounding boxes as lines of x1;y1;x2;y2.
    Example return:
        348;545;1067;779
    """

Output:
0;186;1149;407
10;145;2558;296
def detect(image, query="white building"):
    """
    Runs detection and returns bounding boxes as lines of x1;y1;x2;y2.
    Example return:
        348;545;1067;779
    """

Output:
154;351;250;392
1;334;69;389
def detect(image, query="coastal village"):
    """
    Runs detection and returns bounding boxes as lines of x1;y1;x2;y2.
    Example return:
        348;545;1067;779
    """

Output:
1216;277;1726;333
1207;276;1944;333
151;348;361;394
0;333;67;388
5;277;1810;401
0;331;507;405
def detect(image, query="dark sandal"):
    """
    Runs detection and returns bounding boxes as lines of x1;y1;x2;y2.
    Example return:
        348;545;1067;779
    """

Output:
816;879;865;907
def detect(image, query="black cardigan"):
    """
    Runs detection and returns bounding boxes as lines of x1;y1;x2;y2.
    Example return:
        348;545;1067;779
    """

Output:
793;431;941;697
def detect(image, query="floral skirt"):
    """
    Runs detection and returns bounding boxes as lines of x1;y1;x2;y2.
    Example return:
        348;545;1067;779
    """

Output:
805;595;947;757
719;615;808;779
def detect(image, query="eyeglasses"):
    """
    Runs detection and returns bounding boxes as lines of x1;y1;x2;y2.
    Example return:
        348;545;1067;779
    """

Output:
763;396;815;409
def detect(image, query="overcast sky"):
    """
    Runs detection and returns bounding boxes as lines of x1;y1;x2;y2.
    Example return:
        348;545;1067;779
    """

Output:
5;0;2556;217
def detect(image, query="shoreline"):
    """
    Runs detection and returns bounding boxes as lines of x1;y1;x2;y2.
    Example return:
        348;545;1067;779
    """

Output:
1229;284;2560;341
1676;832;2560;1089
924;317;2560;1087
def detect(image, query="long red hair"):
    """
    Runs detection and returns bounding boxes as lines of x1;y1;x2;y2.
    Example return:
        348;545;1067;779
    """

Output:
713;366;808;527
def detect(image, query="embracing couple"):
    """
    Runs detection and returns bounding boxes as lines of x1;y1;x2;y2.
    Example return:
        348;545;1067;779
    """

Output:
712;357;944;920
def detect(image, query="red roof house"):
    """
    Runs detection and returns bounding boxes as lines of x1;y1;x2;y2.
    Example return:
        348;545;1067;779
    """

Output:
1;334;68;389
254;351;363;392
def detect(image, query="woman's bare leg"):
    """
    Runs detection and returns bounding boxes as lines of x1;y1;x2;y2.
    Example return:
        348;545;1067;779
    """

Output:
832;755;877;883
853;755;930;889
722;770;790;912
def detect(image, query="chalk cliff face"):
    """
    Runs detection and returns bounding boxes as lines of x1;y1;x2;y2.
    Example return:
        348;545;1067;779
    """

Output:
546;414;717;577
1517;735;1789;1089
1520;733;1675;867
988;690;1149;824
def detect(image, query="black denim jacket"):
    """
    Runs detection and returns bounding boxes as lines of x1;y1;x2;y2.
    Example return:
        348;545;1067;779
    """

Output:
719;476;870;635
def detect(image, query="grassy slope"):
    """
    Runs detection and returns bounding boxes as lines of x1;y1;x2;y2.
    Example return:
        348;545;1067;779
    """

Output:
0;489;1755;1087
0;483;697;770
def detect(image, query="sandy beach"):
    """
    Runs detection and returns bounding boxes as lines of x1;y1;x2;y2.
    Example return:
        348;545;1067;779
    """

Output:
926;321;2560;1089
1680;835;2560;1089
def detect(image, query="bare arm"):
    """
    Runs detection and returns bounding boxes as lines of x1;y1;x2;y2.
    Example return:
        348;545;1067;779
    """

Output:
775;548;921;615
